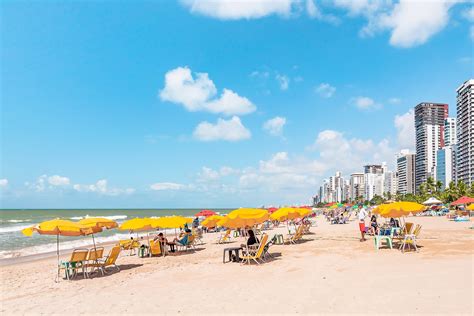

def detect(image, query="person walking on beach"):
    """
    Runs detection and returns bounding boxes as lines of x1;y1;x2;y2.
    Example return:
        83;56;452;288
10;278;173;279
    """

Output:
358;205;368;242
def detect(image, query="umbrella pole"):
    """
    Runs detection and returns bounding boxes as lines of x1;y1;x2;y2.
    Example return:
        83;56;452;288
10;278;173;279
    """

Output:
56;234;60;283
147;233;151;257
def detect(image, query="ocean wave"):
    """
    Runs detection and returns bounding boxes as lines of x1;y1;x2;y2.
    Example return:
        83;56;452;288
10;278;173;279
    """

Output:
69;215;128;221
0;224;33;234
1;219;31;223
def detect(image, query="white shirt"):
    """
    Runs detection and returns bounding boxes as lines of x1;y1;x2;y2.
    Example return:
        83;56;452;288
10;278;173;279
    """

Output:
358;208;368;221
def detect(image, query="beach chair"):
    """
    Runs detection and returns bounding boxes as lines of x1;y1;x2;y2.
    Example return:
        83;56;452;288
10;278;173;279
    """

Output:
86;245;121;275
193;229;204;245
262;235;277;261
118;239;140;255
374;228;393;251
177;234;196;251
284;226;304;244
149;240;164;257
84;247;104;275
58;248;89;280
400;224;422;253
218;229;231;244
241;234;269;265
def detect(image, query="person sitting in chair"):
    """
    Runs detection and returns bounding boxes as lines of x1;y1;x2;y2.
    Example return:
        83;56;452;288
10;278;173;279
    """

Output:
370;214;379;235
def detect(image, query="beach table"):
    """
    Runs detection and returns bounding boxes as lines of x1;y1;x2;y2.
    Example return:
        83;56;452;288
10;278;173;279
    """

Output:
223;247;242;263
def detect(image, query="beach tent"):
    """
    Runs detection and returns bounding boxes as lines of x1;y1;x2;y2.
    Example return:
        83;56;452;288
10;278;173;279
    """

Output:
451;196;474;206
423;197;443;205
195;210;216;217
22;219;101;282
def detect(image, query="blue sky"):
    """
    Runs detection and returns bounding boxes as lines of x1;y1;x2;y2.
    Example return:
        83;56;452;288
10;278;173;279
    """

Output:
1;0;473;208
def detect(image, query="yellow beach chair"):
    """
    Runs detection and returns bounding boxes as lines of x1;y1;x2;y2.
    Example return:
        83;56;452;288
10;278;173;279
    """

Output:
119;239;140;255
241;234;269;265
59;248;89;280
400;224;422;253
284;226;304;244
86;245;121;275
217;229;231;244
149;240;163;256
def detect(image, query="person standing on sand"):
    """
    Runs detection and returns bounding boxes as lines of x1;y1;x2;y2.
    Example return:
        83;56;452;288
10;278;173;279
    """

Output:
358;205;368;242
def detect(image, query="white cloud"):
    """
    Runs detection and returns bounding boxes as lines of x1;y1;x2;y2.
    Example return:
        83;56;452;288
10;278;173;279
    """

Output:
160;66;255;116
394;109;415;150
180;0;298;20
150;182;186;191
383;0;457;48
388;97;401;105
48;175;70;186
306;0;340;24
275;74;290;90
197;167;220;182
196;166;239;183
193;116;251;141
309;129;395;172
263;116;286;136
73;179;135;196
351;96;381;110
315;83;336;98
0;179;8;188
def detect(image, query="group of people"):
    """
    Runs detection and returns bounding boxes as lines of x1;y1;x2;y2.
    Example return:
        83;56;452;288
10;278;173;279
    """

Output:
151;225;193;253
357;205;400;242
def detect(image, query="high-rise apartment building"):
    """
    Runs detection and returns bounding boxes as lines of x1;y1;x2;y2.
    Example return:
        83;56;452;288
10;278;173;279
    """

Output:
349;173;364;201
384;170;398;197
364;164;384;175
414;102;448;191
436;146;455;189
364;173;384;201
456;79;474;185
444;117;457;146
397;150;416;194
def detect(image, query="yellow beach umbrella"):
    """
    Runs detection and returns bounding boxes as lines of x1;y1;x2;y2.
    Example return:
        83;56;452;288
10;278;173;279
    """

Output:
119;218;154;231
22;219;98;236
22;219;100;281
373;202;425;218
270;207;302;221
78;217;118;230
296;208;312;218
467;204;474;211
217;208;269;228
201;215;224;228
78;217;118;253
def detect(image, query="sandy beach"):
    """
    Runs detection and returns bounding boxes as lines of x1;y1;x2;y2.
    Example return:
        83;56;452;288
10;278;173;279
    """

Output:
1;216;473;315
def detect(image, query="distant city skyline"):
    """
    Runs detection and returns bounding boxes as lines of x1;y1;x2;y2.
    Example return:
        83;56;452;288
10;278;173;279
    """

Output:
1;1;473;208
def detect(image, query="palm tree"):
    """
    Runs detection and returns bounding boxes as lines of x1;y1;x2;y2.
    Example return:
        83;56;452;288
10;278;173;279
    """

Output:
456;181;468;197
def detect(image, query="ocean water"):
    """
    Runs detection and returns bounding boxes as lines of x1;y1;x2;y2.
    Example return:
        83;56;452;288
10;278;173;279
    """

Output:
0;209;232;259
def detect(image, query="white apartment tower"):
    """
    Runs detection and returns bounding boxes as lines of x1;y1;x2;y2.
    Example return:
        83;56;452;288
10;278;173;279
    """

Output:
444;117;457;146
350;173;364;201
397;150;416;194
456;79;474;185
